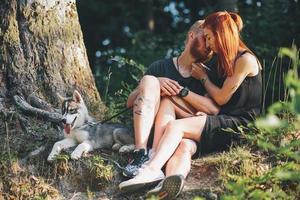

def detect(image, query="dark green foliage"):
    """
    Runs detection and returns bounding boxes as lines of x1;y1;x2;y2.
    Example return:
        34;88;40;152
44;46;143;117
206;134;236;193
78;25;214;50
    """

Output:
221;47;300;199
76;1;299;121
92;31;185;123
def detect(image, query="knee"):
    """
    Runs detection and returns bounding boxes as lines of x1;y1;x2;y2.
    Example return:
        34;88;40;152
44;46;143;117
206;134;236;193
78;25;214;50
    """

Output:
165;120;177;131
139;75;160;91
165;120;181;134
176;139;197;156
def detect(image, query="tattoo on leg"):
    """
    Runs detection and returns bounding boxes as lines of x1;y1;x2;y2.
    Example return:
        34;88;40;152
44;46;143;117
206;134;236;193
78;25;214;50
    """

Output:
134;110;143;115
133;95;155;116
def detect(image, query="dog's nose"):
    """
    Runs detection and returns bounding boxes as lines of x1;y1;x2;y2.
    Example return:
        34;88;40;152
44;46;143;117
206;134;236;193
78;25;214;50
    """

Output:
61;118;67;124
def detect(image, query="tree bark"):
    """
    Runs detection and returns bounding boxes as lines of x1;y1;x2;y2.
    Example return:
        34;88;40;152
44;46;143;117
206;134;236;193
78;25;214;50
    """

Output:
0;0;105;118
13;95;62;123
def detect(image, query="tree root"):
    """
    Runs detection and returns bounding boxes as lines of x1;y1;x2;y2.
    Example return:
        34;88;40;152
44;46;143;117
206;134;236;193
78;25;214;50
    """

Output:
13;95;62;124
27;93;60;113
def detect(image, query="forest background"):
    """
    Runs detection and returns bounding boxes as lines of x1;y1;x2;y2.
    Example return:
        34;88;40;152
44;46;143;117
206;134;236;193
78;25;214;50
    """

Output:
0;0;299;199
76;0;299;115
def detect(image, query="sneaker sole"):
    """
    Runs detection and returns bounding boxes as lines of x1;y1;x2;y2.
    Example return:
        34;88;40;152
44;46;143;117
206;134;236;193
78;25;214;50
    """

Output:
122;171;134;178
120;179;163;193
147;175;184;199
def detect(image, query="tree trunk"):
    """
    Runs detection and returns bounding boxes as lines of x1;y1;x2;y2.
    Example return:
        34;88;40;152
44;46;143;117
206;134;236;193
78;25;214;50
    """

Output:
0;0;105;118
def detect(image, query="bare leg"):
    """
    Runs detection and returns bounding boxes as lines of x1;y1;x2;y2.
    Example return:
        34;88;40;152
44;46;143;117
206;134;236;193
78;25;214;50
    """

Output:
118;117;206;190
152;98;176;152
147;116;207;170
144;139;197;199
165;139;197;178
133;75;160;150
152;97;197;152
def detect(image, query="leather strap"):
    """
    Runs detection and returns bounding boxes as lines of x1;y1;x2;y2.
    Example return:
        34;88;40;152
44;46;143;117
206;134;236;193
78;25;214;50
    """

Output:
168;96;195;116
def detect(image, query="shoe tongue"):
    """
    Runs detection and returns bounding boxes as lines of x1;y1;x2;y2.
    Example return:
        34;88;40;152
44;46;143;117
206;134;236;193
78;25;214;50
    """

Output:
131;149;149;166
134;148;147;155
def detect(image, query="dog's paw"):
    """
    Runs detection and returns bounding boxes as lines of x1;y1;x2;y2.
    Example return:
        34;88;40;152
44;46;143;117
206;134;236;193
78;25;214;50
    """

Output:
47;154;56;162
112;143;121;151
70;151;82;160
119;144;135;154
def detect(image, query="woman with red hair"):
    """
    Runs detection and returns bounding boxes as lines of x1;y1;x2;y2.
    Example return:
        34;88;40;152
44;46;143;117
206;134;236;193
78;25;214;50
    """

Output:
119;11;262;199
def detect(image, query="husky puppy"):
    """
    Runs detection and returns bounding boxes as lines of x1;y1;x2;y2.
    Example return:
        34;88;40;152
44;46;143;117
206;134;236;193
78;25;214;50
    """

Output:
47;90;135;162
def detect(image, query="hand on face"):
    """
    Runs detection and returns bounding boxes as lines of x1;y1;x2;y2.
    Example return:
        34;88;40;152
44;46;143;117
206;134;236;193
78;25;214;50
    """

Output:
158;77;183;96
191;63;208;80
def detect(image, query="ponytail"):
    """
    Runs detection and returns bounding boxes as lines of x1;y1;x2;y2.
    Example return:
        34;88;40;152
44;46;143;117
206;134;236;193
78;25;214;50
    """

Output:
229;12;243;32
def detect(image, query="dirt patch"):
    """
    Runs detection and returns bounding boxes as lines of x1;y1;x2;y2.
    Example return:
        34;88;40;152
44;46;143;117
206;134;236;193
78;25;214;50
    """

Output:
0;114;223;199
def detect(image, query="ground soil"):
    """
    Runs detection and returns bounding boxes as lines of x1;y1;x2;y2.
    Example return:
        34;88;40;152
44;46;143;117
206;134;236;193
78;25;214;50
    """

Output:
0;116;222;200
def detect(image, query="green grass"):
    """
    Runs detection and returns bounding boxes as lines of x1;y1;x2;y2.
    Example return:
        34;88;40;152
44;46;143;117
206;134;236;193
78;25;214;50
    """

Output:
87;155;114;184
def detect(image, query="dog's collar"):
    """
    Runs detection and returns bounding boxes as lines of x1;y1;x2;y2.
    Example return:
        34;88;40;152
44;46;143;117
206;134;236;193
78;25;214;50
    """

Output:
72;121;98;131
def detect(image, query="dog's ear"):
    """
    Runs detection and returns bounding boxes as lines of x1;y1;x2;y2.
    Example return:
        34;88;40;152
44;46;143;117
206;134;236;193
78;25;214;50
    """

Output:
73;90;82;103
56;92;66;103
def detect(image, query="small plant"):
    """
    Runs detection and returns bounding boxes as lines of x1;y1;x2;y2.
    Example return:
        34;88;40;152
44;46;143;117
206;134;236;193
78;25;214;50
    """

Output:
96;55;146;124
87;155;114;184
146;195;160;200
194;197;205;200
86;186;94;200
111;55;145;82
53;153;71;176
0;151;18;178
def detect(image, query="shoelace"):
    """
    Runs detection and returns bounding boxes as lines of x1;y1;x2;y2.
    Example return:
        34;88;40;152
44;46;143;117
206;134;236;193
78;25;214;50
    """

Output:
131;151;148;166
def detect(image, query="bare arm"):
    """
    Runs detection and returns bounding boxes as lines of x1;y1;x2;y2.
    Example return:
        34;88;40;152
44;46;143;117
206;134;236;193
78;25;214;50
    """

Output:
192;54;258;106
182;91;220;115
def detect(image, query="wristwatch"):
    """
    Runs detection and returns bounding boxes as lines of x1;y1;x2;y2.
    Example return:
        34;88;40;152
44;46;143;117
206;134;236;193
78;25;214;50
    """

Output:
178;87;189;97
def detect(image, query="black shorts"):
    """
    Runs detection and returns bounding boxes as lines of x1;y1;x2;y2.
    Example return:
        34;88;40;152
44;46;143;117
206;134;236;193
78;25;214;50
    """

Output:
196;114;250;157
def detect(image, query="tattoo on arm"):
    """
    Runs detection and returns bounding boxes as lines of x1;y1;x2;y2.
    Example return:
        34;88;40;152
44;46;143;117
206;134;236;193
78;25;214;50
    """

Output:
231;85;238;91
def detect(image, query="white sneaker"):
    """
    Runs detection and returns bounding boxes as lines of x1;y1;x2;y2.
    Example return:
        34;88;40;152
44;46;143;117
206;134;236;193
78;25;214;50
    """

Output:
119;167;165;193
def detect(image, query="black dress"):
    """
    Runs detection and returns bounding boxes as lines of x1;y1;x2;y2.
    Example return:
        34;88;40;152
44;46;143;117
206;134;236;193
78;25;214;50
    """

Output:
198;51;262;155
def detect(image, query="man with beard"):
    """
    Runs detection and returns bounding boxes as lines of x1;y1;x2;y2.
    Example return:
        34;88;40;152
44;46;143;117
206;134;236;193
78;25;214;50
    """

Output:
122;20;213;178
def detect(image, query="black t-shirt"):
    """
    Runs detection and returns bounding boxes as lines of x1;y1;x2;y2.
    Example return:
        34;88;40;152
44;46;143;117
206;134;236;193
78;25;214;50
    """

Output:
145;58;206;95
